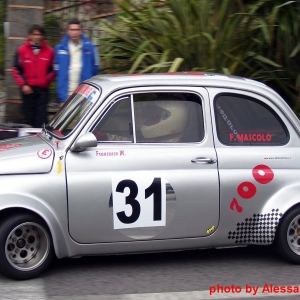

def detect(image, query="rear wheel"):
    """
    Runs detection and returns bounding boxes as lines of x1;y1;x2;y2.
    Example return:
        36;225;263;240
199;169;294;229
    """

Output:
0;214;54;279
276;207;300;263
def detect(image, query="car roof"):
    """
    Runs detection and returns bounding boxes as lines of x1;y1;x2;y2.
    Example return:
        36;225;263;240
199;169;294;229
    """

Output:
87;72;267;90
84;72;300;132
85;71;288;109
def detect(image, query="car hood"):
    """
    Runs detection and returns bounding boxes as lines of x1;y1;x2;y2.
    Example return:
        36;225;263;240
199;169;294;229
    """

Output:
0;135;54;174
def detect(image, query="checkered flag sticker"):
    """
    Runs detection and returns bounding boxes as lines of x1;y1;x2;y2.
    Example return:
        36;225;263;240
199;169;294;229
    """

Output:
228;209;283;244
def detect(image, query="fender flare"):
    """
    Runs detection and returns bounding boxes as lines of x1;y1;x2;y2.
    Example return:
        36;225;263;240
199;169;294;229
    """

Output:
0;193;71;258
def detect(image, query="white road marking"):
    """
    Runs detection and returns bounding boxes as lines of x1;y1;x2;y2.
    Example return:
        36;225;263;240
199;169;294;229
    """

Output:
48;287;299;300
0;283;298;300
0;278;46;300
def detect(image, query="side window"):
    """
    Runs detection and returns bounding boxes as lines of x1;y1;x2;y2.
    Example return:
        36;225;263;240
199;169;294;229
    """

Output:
92;92;204;143
133;93;204;143
92;97;133;142
214;94;289;145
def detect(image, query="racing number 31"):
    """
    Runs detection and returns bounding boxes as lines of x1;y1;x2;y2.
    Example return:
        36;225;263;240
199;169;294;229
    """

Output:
112;176;166;229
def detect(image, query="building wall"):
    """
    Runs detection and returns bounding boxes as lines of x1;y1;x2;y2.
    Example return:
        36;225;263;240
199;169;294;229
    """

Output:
44;0;116;45
5;0;45;123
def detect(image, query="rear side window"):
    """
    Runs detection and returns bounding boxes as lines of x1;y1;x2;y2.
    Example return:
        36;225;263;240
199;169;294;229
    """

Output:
214;94;289;145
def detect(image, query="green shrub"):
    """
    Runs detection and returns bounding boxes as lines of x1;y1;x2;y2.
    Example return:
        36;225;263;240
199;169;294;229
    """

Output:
99;0;300;112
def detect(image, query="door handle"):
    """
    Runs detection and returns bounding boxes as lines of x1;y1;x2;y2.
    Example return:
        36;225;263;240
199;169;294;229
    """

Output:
191;157;217;164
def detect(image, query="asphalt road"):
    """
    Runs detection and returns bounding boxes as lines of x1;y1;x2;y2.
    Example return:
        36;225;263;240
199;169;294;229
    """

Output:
0;245;300;300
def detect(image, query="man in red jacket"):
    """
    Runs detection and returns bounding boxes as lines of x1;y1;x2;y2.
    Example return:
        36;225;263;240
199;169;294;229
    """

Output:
12;24;55;127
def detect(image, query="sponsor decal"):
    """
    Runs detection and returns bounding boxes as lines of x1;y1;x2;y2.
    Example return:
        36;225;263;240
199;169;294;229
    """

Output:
57;160;62;174
112;174;167;229
74;84;97;101
87;90;97;101
57;156;63;174
0;144;22;152
230;197;243;213
230;164;274;213
217;104;238;137
74;84;92;97
264;156;291;160
96;150;125;157
229;133;272;142
206;225;216;234
228;208;283;244
37;149;52;159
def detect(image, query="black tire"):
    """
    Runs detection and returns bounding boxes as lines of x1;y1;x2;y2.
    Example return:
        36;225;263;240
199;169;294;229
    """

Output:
0;214;54;280
276;206;300;263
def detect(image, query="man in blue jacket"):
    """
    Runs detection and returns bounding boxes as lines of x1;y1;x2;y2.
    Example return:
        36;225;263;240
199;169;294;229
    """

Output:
54;19;100;103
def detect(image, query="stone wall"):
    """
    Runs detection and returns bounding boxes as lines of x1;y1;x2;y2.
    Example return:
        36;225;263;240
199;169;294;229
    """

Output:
5;0;44;123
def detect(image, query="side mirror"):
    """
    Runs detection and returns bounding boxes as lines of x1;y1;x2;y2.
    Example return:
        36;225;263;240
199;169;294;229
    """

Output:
71;132;97;152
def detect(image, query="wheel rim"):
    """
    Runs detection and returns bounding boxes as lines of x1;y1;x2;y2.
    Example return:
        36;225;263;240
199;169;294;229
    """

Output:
5;222;50;271
287;214;300;255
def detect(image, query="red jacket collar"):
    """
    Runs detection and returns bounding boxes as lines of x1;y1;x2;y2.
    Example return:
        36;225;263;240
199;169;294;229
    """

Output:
25;39;48;49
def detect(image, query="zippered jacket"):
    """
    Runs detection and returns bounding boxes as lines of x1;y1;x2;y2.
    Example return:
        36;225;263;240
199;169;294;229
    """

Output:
12;39;55;88
54;34;100;102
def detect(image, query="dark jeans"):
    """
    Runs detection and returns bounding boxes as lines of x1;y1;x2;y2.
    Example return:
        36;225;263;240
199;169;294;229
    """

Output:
22;87;49;128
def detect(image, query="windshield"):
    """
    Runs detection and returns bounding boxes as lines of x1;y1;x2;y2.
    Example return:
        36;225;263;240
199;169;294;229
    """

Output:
47;84;100;137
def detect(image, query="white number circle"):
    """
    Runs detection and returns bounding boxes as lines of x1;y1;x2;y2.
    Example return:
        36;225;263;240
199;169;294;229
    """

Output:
112;174;166;229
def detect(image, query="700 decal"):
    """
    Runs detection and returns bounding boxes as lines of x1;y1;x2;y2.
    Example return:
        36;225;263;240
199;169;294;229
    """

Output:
112;175;166;229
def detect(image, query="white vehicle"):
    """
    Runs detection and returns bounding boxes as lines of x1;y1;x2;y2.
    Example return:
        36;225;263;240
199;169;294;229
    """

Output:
0;73;299;280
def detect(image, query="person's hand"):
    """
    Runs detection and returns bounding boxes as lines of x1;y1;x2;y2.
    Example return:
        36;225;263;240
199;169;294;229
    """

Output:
22;85;33;95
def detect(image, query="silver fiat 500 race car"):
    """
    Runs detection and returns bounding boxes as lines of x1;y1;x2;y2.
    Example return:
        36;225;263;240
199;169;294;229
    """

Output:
0;73;300;279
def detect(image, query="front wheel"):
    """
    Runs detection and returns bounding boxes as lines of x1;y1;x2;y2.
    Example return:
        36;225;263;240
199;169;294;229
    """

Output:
276;206;300;263
0;214;54;279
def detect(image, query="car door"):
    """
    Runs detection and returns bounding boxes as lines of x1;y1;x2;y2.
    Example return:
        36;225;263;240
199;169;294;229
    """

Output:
210;88;300;243
66;87;220;243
